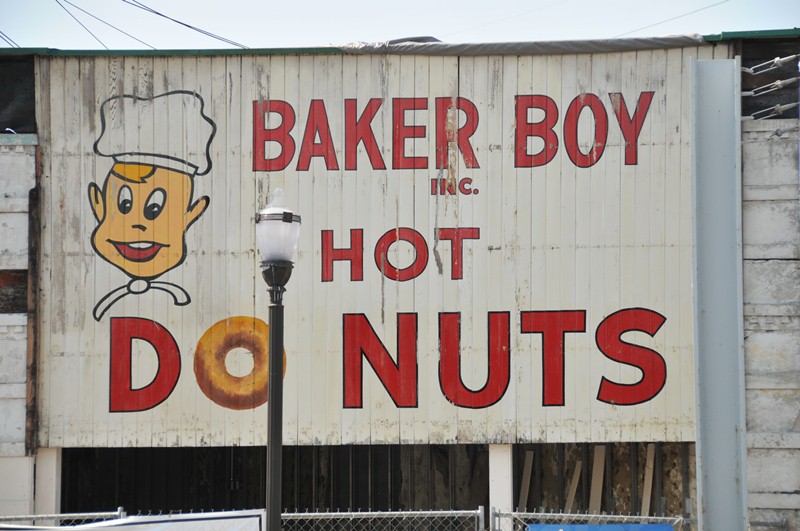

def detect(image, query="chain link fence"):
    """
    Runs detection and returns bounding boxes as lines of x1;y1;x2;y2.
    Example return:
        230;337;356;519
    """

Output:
0;508;125;527
492;510;685;530
282;509;483;531
1;508;695;530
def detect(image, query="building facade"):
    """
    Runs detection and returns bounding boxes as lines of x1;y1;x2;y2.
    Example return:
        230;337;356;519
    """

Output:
0;31;797;529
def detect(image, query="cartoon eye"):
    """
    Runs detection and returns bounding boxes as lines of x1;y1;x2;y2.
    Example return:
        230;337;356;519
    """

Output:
144;188;166;221
117;186;133;214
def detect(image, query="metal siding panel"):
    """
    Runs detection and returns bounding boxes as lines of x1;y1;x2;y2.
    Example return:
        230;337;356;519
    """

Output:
35;46;705;447
543;53;566;443
458;54;484;443
408;54;429;445
324;53;345;446
266;53;299;447
200;54;227;447
338;54;370;446
173;54;198;448
588;51;610;444
422;55;442;446
679;48;701;440
632;50;655;442
693;57;748;531
645;48;669;442
489;54;516;444
88;57;111;449
289;53;313;446
383;55;409;444
662;47;683;442
510;54;533;444
523;54;547;443
619;50;644;441
570;54;591;445
405;53;429;445
426;54;457;445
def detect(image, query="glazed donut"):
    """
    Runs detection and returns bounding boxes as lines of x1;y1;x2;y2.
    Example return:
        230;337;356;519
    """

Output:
194;316;285;410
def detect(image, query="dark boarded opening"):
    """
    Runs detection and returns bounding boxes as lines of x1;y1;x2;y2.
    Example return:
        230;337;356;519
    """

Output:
0;56;36;133
61;444;489;513
512;442;695;517
62;443;694;515
62;447;267;513
0;270;27;313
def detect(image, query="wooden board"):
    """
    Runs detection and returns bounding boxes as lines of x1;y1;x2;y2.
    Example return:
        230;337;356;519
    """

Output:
517;450;534;511
589;445;606;513
565;460;582;513
641;443;656;516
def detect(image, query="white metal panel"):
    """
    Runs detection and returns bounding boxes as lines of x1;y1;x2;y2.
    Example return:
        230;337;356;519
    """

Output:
35;47;706;447
692;57;748;531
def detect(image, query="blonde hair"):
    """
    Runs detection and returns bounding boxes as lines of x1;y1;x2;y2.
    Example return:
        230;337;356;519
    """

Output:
110;163;157;183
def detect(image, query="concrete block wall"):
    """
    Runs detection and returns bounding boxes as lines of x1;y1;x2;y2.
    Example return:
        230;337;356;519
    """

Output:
0;135;35;517
0;314;27;457
0;139;35;271
742;118;800;530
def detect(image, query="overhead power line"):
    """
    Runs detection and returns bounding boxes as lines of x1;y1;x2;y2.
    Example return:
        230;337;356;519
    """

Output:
0;29;20;47
54;0;108;49
444;0;569;38
61;0;155;49
121;0;249;49
614;0;730;38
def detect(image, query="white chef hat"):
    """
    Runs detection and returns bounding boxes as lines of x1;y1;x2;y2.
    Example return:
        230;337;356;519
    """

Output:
93;90;216;176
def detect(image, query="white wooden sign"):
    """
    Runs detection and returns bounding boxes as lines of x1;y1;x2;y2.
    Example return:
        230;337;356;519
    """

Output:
36;46;711;447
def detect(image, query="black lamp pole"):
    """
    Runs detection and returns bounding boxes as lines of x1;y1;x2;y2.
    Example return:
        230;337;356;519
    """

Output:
256;194;300;531
262;260;293;531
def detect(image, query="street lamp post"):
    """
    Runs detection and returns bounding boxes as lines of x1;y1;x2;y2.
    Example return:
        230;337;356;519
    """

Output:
255;188;301;531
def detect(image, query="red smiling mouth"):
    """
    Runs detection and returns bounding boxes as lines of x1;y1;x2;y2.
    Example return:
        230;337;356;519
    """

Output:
111;241;166;262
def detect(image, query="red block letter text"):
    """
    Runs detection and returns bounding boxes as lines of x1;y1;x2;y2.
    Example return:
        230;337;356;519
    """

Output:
343;313;418;408
609;92;654;165
321;229;364;282
110;317;181;412
393;98;428;169
515;95;559;168
563;93;609;168
595;308;667;405
520;310;586;406
253;100;296;171
437;227;480;280
439;312;510;408
374;228;429;281
345;98;386;170
435;97;479;169
297;99;339;171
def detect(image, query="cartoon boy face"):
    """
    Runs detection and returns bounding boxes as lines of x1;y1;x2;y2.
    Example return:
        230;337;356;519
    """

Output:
88;162;209;280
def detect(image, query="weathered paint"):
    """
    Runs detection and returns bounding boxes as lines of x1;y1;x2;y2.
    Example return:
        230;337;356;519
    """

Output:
742;118;800;521
35;48;707;447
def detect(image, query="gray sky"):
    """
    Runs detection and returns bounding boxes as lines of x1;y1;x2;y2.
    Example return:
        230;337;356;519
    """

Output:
1;0;798;50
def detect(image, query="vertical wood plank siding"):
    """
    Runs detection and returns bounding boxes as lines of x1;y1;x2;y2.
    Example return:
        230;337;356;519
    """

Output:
36;48;706;447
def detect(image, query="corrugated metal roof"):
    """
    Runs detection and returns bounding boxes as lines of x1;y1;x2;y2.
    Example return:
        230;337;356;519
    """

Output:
0;34;709;57
3;29;798;58
340;34;707;55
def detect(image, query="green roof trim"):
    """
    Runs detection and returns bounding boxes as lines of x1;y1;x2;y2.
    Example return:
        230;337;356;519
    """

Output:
704;28;800;41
